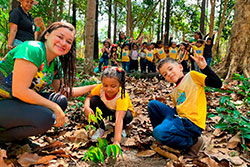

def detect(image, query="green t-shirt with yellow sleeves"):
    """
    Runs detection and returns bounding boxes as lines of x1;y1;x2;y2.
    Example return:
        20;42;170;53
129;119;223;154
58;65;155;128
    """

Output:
172;71;207;129
0;41;63;99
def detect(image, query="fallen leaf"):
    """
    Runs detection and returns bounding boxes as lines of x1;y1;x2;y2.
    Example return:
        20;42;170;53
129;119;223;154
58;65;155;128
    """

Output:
201;157;220;167
122;138;137;147
42;141;66;150
136;150;156;157
17;152;40;167
35;155;57;165
0;149;12;167
153;147;178;160
227;132;241;149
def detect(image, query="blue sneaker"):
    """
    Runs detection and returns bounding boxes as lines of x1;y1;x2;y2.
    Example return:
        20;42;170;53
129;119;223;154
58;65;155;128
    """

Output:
122;129;127;138
91;128;105;141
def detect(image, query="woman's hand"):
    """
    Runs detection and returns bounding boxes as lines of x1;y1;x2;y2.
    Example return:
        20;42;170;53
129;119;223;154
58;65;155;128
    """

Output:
190;53;207;70
51;104;66;127
7;44;14;50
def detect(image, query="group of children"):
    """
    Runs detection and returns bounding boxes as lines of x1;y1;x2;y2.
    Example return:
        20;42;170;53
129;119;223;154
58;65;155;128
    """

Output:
98;31;216;75
87;31;222;158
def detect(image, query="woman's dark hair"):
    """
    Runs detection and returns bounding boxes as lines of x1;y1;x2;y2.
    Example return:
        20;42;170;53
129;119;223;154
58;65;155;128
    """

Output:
101;67;126;99
194;31;202;39
40;22;76;97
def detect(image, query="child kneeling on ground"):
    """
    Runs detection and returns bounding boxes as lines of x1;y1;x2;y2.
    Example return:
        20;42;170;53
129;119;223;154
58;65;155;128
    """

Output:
84;66;135;145
147;56;222;157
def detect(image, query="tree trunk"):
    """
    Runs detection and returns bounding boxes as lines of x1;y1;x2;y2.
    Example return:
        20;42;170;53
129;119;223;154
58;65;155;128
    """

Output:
84;0;96;74
157;1;162;41
94;0;99;60
200;0;206;35
10;0;19;11
108;0;112;39
58;0;64;21
127;0;133;37
53;0;58;22
137;0;161;39
67;0;71;22
218;0;250;82
209;0;215;37
161;0;165;40
72;0;76;28
113;1;117;43
164;0;170;44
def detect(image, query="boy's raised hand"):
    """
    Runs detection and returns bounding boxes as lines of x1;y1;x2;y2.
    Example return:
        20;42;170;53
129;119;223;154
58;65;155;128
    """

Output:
190;52;207;70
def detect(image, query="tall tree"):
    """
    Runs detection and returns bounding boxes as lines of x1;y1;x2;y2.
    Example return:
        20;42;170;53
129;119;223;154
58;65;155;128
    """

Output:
200;0;206;35
157;1;162;41
84;0;96;73
161;0;165;40
94;0;99;60
113;1;117;43
108;0;112;39
58;0;64;21
219;0;250;81
127;0;133;37
53;0;58;22
164;0;170;44
209;0;216;37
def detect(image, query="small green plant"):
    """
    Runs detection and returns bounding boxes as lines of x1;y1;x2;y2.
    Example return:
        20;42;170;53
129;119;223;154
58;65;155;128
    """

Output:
82;107;123;166
211;74;250;152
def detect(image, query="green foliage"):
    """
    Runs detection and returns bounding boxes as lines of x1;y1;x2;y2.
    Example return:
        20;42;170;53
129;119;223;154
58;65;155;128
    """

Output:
0;0;9;56
212;74;250;152
82;107;123;165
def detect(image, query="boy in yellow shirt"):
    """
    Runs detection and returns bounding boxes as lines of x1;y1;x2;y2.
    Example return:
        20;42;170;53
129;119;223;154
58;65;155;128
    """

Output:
191;39;205;72
147;56;222;157
121;43;131;73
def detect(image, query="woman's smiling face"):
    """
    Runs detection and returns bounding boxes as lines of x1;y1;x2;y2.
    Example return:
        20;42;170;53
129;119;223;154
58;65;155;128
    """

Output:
45;27;74;57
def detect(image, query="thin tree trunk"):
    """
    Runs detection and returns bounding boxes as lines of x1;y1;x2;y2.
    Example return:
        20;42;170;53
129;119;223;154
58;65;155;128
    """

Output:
127;0;133;37
164;0;170;44
200;0;206;35
161;0;165;40
84;0;96;74
94;0;99;60
53;0;58;22
209;0;215;37
58;0;64;21
113;1;117;43
219;0;250;81
108;0;112;39
72;0;76;28
212;0;229;57
137;0;161;39
67;0;71;22
157;1;162;41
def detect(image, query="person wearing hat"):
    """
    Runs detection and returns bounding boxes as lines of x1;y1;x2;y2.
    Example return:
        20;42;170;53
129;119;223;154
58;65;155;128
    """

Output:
7;0;38;50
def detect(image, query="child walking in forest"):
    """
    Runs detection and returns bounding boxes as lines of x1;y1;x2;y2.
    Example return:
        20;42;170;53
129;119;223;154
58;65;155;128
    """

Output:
147;56;222;157
177;43;189;72
99;40;111;72
121;43;131;73
154;40;167;62
129;43;140;72
84;67;134;145
110;44;119;66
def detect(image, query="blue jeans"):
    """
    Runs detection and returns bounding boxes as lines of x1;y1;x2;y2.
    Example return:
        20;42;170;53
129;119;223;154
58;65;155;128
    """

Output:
140;58;146;73
206;57;212;66
122;62;130;73
147;100;202;150
12;39;23;47
99;57;109;72
146;60;156;72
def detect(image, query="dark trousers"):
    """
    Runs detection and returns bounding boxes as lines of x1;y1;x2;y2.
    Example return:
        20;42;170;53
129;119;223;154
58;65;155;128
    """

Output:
0;92;68;142
146;60;156;73
181;60;189;73
90;96;133;129
147;100;202;150
99;57;109;72
140;58;146;73
130;59;138;72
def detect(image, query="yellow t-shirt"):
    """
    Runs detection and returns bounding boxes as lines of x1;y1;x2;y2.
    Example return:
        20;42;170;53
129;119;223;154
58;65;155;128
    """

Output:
169;47;179;59
172;71;207;129
154;47;167;60
122;49;130;62
144;49;154;62
192;45;205;57
91;84;135;116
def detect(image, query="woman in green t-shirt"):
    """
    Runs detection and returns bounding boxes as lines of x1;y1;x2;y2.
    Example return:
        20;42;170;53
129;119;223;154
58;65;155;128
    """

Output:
0;22;96;143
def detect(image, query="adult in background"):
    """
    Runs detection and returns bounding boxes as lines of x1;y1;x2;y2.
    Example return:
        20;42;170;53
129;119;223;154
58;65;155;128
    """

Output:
0;22;96;143
7;0;37;50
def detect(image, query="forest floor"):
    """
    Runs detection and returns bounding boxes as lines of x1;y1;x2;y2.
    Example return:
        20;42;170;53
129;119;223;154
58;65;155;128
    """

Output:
0;72;250;167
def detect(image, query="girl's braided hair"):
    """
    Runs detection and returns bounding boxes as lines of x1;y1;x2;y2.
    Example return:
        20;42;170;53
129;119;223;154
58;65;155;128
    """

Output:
101;66;126;99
